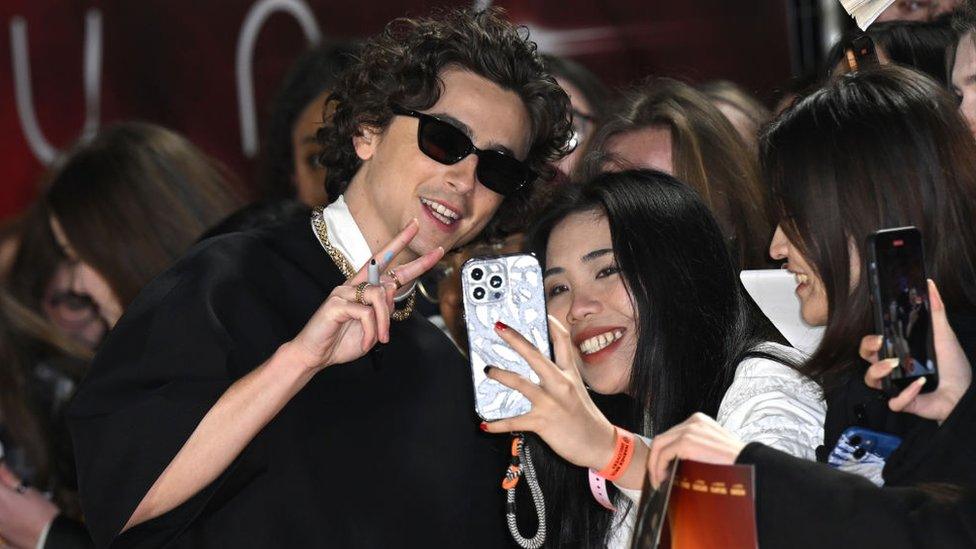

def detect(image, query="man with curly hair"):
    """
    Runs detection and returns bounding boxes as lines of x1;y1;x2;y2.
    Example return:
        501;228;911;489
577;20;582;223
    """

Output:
69;8;571;548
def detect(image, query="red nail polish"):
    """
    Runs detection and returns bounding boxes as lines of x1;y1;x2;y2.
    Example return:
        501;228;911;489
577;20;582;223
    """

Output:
479;422;489;431
494;321;508;332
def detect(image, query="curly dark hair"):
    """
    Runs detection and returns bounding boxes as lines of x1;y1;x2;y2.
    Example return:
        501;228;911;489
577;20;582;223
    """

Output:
318;7;573;242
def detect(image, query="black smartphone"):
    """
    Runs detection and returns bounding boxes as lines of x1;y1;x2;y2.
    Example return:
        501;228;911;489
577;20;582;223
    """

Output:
846;35;880;72
867;227;938;395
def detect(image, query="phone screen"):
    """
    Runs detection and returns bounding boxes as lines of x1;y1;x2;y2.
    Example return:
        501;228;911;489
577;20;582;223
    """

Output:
869;227;938;393
846;35;880;72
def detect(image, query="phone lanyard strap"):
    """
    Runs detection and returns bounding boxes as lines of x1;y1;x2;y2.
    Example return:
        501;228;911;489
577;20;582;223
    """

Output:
504;434;546;549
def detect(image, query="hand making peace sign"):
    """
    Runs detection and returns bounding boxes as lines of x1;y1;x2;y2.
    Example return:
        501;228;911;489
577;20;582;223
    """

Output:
289;218;445;373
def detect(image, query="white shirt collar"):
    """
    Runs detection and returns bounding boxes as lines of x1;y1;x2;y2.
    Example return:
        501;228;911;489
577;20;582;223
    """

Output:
319;195;417;299
321;195;373;272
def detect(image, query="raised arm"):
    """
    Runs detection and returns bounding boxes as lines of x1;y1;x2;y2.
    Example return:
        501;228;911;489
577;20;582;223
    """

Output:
124;222;442;530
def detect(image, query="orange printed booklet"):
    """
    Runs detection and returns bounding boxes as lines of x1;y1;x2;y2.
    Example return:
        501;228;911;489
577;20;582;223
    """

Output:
633;459;758;549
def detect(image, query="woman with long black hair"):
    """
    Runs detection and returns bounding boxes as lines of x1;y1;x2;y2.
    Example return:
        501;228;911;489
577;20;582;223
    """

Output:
482;169;824;547
763;65;976;489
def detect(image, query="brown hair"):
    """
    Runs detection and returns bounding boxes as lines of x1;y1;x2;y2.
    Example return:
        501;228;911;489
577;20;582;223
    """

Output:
698;79;772;146
578;77;773;270
44;122;244;307
318;7;573;241
762;65;976;384
0;289;90;514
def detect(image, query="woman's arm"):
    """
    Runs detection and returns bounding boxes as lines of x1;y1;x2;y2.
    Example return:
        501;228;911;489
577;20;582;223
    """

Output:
717;351;825;460
738;442;976;548
482;316;650;490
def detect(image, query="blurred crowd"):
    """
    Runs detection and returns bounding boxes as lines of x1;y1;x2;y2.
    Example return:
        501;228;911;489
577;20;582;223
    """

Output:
2;1;976;548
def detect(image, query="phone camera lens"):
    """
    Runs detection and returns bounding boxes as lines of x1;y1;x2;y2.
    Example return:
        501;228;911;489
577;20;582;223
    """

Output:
473;287;486;300
852;448;867;460
471;268;484;281
489;275;503;288
849;436;862;446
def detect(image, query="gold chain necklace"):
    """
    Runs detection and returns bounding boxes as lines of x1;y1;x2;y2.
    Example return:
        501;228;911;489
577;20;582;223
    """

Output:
310;206;416;321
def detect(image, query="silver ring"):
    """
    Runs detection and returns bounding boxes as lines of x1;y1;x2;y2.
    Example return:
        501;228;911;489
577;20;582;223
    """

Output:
15;482;27;494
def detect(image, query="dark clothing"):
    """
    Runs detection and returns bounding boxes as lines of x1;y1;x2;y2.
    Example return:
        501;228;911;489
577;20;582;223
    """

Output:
46;516;95;549
739;442;976;548
68;216;511;548
740;376;976;547
816;313;976;488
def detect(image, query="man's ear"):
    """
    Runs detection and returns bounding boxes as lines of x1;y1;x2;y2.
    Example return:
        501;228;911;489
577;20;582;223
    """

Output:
353;125;382;161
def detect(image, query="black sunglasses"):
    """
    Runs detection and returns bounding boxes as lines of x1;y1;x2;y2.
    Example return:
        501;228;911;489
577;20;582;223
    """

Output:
391;105;534;195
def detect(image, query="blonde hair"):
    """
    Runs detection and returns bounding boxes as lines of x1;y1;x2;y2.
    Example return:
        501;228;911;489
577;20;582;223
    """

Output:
579;77;772;269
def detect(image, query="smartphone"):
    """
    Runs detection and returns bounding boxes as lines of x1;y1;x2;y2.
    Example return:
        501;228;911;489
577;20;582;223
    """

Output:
867;227;938;395
846;35;880;72
462;253;550;421
827;427;902;468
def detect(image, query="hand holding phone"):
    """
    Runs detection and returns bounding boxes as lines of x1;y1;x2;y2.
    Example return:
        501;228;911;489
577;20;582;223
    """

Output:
481;313;626;473
463;253;550;421
861;280;972;423
867;227;938;395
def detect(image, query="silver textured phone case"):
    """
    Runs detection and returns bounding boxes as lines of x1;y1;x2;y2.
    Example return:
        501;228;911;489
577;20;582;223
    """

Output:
462;253;551;421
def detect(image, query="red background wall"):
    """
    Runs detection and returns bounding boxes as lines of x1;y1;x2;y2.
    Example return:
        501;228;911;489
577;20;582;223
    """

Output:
0;1;792;221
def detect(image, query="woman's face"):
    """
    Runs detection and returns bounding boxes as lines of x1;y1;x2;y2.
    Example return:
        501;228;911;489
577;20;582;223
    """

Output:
552;77;596;178
769;225;828;325
50;216;124;328
952;31;976;139
291;90;330;206
603;125;673;175
544;210;637;394
876;0;961;22
769;224;861;326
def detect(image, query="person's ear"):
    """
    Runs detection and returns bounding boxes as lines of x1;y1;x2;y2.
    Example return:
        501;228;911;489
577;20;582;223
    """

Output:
353;125;382;161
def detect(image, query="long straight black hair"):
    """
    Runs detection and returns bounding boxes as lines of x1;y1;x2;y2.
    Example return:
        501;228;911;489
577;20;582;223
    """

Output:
523;169;784;547
762;65;976;386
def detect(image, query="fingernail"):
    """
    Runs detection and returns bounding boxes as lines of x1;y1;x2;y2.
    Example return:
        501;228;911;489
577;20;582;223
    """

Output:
886;358;900;370
495;321;509;332
479;422;488;432
874;335;884;346
917;377;927;386
484;365;493;375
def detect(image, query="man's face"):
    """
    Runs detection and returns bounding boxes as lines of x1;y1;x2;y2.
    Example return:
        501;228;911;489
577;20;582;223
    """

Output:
952;32;976;139
347;67;532;260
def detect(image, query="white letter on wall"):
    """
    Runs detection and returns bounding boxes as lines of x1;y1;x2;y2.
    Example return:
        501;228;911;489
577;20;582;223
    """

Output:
237;0;321;158
10;9;103;165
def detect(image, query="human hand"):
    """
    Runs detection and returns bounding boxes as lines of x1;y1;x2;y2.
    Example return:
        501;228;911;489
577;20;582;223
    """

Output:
288;219;445;372
861;280;972;423
645;413;745;489
0;463;58;549
481;315;617;470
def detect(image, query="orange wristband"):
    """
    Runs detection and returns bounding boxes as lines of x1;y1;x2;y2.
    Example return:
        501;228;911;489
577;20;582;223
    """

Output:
596;427;635;481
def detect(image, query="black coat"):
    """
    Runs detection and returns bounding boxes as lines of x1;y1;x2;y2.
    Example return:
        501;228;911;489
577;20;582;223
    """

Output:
68;216;512;548
741;378;976;548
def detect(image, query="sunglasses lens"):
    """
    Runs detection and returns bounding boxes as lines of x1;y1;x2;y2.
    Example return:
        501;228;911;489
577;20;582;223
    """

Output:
409;110;533;195
418;117;470;164
477;151;532;195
